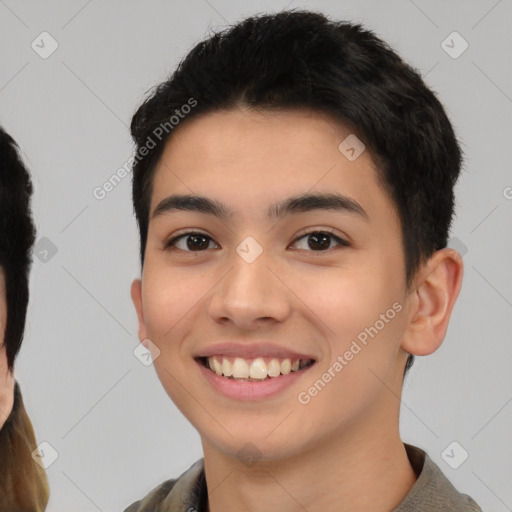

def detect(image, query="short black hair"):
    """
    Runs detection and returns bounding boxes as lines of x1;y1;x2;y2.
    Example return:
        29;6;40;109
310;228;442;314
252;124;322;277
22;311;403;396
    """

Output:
130;10;463;373
0;126;36;372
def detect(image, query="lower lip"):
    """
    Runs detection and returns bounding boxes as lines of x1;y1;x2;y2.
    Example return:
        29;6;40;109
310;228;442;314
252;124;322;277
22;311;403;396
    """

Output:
196;359;315;401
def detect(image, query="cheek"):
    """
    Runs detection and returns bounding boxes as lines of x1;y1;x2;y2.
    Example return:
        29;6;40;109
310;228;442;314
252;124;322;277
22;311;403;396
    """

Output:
303;281;407;423
316;266;406;367
142;265;208;345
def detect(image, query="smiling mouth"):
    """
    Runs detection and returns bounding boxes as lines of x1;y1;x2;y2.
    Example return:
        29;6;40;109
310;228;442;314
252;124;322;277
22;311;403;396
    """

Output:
197;356;316;382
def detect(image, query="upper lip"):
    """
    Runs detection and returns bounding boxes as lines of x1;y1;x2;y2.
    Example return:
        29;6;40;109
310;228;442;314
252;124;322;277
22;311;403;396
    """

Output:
195;342;316;361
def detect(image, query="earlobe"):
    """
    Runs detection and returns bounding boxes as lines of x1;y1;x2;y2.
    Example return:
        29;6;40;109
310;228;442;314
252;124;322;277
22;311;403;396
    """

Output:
401;248;464;356
130;279;148;342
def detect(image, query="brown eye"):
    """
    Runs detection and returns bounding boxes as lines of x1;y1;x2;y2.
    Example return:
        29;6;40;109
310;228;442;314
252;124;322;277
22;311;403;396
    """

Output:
165;233;218;251
292;230;349;252
164;229;349;254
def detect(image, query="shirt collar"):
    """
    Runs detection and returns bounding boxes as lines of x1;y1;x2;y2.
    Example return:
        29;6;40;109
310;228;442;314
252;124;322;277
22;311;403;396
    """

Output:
146;443;480;512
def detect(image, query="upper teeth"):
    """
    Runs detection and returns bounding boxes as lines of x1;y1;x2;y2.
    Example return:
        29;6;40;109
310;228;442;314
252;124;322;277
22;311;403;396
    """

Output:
207;356;312;379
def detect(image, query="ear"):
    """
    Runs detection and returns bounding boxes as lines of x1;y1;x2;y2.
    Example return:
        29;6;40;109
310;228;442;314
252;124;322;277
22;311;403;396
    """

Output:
130;279;148;342
401;248;464;356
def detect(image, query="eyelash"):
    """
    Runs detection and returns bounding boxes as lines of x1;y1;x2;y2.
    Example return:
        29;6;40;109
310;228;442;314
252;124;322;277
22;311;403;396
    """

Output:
163;229;350;254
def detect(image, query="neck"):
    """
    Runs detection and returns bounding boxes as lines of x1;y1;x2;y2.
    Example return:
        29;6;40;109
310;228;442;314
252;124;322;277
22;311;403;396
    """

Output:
201;406;417;512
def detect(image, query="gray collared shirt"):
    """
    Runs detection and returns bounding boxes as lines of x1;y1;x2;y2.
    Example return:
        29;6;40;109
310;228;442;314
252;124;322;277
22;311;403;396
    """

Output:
124;444;482;511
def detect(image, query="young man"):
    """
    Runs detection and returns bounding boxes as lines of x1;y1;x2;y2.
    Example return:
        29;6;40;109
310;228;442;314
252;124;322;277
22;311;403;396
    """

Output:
126;10;481;511
0;126;50;510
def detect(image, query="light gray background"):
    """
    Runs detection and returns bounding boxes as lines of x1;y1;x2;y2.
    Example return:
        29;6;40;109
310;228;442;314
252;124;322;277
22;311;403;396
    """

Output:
1;0;511;510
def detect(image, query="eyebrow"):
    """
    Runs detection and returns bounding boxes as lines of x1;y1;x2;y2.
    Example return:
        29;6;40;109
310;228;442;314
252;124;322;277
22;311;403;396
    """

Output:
152;192;369;221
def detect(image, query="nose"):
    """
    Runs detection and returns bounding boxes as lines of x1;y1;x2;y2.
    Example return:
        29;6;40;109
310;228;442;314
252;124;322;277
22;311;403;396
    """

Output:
207;245;292;330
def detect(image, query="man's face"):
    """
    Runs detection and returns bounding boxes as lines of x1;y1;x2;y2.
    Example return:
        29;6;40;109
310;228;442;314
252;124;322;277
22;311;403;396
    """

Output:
132;108;415;460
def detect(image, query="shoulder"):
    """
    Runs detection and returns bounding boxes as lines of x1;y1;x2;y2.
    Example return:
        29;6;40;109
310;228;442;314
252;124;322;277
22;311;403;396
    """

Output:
0;381;50;512
395;444;482;511
123;478;179;512
123;458;205;512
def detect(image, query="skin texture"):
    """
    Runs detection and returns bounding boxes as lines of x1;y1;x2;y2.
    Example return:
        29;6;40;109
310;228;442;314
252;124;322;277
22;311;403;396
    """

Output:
0;268;15;430
131;108;463;512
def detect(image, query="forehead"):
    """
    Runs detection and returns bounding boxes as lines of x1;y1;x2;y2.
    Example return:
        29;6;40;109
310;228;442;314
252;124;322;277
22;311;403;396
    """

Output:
149;108;396;224
157;107;364;172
